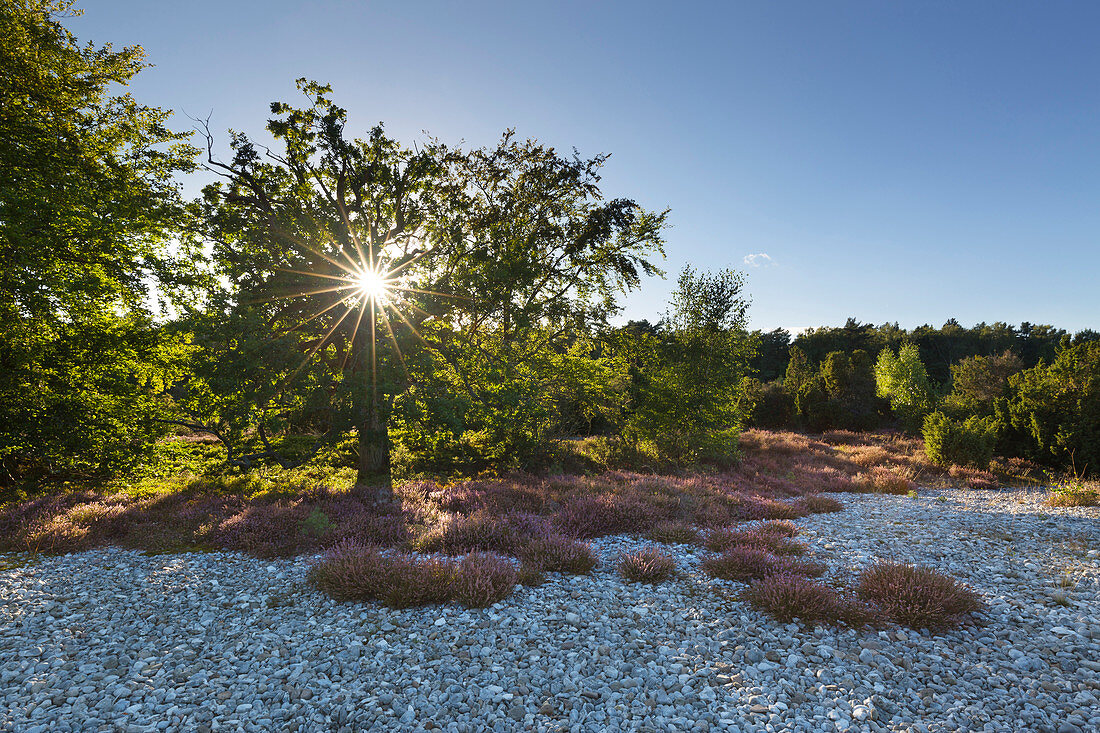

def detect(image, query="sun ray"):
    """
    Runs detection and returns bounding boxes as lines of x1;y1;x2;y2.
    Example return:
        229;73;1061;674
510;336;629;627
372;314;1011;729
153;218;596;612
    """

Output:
270;293;352;338
256;283;358;304
379;304;413;385
274;300;357;395
339;294;368;374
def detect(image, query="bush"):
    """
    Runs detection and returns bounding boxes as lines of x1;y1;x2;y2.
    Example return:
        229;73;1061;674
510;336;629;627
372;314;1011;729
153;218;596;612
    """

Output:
518;533;598;574
923;411;998;468
1008;341;1100;475
743;573;873;625
701;545;825;582
1047;480;1099;507
308;542;518;608
648;520;701;545
742;378;794;430
451;552;519;608
517;563;546;586
793;495;843;514
755;519;800;537
617;547;677;583
705;527;806;555
308;541;453;607
413;513;523;555
852;466;916;495
857;561;982;629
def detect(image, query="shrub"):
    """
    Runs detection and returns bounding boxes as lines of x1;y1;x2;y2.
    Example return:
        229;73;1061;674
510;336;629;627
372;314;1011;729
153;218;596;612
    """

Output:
857;561;982;629
1008;341;1100;476
451;552;518;608
617;547;677;583
701;545;825;582
1047;480;1099;508
755;520;800;537
553;495;630;538
743;573;873;625
413;513;522;555
705;527;806;555
923;411;998;469
648;520;701;545
308;541;450;606
518;533;598;574
793;495;843;514
947;465;1000;490
516;563;546;586
853;466;916;495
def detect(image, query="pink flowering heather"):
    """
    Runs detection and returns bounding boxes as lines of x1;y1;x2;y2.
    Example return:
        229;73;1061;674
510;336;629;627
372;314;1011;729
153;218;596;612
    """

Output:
704;527;807;556
857;562;982;629
450;552;519;608
648;520;701;546
793;494;844;514
617;547;677;583
743;573;873;625
702;545;825;582
518;533;597;574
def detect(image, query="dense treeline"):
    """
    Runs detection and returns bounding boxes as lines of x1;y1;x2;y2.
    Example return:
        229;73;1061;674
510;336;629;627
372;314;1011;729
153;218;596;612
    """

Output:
748;318;1100;384
1;1;1097;499
734;324;1100;476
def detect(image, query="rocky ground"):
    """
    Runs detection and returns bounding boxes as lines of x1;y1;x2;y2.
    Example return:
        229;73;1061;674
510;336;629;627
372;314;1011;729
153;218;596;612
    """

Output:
1;486;1097;733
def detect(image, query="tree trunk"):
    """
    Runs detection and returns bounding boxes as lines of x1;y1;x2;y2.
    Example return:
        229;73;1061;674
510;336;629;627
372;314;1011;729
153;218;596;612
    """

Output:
355;398;393;506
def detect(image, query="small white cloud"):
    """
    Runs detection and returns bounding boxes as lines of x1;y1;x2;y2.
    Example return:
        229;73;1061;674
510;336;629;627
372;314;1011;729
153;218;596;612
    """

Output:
743;252;775;268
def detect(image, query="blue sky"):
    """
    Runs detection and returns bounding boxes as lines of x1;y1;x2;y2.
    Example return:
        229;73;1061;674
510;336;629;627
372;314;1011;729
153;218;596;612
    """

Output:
72;1;1099;332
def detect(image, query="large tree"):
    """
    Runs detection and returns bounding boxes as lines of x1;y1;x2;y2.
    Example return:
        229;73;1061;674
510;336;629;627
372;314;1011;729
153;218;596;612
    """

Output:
197;81;666;503
0;0;198;484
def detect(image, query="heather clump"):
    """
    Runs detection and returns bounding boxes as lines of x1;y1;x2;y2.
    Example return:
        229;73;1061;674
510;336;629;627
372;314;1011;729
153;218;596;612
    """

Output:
308;541;518;608
755;519;800;537
450;552;519;608
617;547;677;583
857;561;983;629
853;466;917;495
701;545;825;582
413;512;523;555
705;527;806;555
648;520;701;545
794;494;843;514
518;533;598;574
743;573;874;625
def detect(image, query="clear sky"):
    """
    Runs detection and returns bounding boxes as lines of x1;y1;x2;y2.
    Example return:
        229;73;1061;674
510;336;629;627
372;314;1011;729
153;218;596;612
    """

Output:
70;1;1100;332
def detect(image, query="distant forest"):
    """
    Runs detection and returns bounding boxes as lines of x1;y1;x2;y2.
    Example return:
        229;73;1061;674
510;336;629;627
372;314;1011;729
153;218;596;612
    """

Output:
746;319;1099;385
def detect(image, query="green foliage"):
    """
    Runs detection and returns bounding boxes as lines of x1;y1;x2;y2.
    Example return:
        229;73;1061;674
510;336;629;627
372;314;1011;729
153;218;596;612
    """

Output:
875;344;935;432
922;410;998;469
198;86;667;489
1008;341;1100;475
739;378;793;430
942;350;1023;418
821;350;878;430
0;313;189;483
621;267;755;464
0;0;200;486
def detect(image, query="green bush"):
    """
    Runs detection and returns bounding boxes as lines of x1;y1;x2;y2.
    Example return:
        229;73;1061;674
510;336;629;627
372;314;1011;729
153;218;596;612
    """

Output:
922;411;998;468
1008;341;1100;475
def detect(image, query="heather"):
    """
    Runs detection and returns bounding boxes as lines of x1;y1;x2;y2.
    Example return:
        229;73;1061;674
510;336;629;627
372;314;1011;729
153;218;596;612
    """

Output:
857;561;984;629
1;426;1036;561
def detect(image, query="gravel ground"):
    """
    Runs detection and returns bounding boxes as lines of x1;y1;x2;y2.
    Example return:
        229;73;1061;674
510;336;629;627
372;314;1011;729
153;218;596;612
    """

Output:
1;486;1098;733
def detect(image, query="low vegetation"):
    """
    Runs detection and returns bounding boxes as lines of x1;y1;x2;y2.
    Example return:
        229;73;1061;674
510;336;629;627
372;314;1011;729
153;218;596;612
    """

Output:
617;547;677;583
857;561;984;629
742;574;874;626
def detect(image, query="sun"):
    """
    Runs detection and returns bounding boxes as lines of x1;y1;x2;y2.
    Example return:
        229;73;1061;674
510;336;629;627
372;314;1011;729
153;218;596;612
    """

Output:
354;268;391;302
